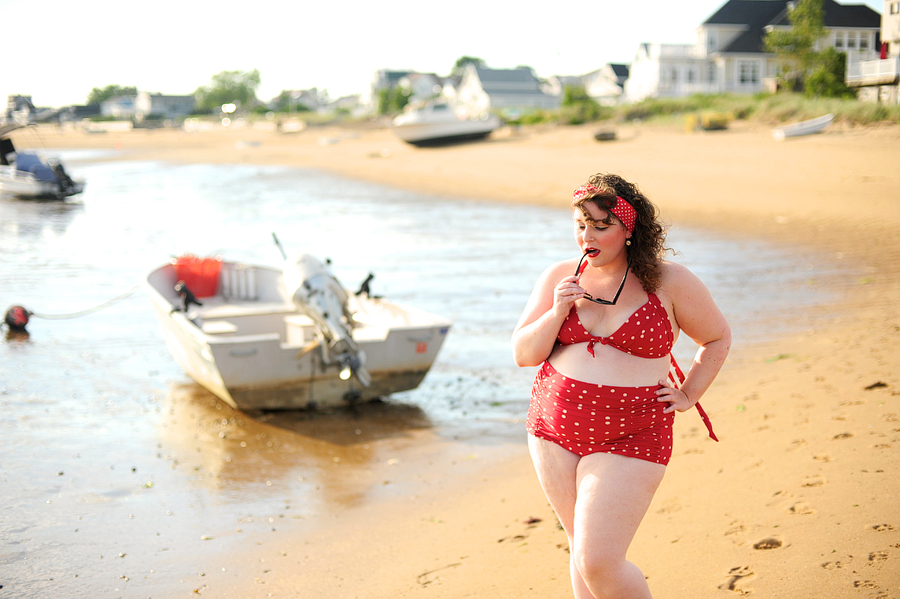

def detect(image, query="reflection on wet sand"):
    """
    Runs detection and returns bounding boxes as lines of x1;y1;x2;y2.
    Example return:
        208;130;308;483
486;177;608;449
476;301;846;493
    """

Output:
160;382;435;510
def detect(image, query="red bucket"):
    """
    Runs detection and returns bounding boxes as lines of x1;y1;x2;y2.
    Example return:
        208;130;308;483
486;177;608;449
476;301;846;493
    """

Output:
172;254;222;298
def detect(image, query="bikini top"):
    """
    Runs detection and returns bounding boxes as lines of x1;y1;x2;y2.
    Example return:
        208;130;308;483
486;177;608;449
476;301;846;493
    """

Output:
556;293;674;359
555;292;719;443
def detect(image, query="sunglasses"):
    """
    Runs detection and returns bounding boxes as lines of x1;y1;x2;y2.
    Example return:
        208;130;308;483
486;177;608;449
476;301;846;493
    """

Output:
575;251;632;306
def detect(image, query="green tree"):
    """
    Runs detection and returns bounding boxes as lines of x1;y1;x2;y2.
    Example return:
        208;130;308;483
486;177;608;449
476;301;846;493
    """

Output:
272;90;312;113
377;86;410;115
805;47;856;98
87;85;138;105
452;56;486;75
765;0;828;92
194;69;261;113
560;85;606;124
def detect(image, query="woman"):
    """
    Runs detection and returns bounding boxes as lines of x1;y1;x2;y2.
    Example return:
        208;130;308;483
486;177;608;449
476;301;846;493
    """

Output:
512;173;731;599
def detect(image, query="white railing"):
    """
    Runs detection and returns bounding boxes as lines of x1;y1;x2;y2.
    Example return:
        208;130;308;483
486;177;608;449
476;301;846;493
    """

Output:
847;57;900;85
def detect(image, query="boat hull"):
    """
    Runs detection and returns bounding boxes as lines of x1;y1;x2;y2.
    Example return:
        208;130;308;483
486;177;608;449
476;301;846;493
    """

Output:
772;114;834;140
144;261;451;410
0;166;85;200
393;117;501;146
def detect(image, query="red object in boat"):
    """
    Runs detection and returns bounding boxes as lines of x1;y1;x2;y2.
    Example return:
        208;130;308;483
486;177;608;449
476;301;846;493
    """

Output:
172;255;222;298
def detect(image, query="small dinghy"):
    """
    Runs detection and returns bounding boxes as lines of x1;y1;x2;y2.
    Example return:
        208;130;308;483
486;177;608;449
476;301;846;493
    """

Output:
143;252;451;410
772;114;834;140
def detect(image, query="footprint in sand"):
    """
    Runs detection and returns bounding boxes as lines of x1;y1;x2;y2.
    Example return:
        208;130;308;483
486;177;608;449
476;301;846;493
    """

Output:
821;560;848;570
871;523;895;532
497;534;527;544
868;551;888;564
853;580;879;589
416;563;462;586
719;565;756;595
832;432;855;440
789;501;816;515
788;439;809;451
753;537;784;550
802;475;827;487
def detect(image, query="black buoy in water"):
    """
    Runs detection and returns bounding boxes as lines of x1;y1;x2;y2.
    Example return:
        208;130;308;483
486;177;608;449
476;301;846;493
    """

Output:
4;306;32;331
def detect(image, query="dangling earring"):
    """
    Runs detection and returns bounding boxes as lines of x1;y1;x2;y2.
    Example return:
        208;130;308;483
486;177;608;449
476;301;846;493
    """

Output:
625;239;632;246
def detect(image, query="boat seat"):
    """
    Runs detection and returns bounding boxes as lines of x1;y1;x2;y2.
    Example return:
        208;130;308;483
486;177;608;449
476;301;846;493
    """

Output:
201;320;239;335
199;299;296;319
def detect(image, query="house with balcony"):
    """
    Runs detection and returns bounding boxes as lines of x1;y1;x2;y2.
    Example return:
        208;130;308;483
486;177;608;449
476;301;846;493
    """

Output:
624;0;881;102
847;1;900;103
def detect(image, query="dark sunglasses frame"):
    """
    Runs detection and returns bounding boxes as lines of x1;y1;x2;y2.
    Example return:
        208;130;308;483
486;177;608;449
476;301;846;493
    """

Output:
575;251;632;306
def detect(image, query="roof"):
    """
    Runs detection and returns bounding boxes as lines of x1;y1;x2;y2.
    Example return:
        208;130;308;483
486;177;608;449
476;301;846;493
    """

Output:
703;0;881;54
769;0;881;28
610;63;629;78
704;0;791;53
474;66;543;94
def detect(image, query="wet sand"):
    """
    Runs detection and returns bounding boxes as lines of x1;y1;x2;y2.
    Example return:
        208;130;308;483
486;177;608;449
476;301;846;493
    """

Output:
13;119;900;597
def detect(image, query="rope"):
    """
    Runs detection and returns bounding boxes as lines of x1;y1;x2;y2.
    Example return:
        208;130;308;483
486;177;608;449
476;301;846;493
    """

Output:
28;285;141;320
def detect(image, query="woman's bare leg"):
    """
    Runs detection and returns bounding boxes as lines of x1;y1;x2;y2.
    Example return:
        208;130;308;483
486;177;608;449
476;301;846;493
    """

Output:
528;435;665;599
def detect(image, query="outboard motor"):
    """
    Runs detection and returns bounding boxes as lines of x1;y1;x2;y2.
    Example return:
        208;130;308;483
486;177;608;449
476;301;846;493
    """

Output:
283;254;372;387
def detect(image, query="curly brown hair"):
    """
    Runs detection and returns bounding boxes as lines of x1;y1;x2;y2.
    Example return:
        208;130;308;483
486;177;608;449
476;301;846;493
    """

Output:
572;173;668;293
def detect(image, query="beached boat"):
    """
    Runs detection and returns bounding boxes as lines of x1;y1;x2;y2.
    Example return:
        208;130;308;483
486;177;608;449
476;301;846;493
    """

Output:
772;114;834;140
0;124;85;200
143;253;452;411
391;100;501;146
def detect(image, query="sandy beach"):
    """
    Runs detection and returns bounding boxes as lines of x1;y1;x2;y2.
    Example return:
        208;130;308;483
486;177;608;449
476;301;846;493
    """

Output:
12;118;900;598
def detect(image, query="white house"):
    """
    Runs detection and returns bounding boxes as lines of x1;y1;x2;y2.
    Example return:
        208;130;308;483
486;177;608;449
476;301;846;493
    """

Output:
455;64;560;118
544;64;629;106
134;92;194;121
848;0;900;103
100;95;137;119
364;69;411;113
585;64;630;106
625;0;881;102
397;72;445;103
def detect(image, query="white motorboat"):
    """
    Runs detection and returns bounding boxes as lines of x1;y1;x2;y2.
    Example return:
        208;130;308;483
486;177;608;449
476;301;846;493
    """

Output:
143;253;452;411
772;114;834;140
391;101;501;146
0;124;85;200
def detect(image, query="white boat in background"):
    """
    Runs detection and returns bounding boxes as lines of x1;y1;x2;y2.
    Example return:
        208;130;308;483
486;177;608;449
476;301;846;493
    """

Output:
391;100;501;146
772;114;834;140
143;252;451;411
0;124;85;200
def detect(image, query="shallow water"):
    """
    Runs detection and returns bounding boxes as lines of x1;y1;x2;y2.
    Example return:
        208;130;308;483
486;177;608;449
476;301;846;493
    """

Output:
0;155;845;596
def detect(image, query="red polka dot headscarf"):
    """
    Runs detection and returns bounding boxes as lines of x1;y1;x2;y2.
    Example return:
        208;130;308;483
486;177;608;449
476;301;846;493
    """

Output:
573;184;637;233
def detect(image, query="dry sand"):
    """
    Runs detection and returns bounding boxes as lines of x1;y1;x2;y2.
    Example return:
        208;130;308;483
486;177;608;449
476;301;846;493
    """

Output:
17;119;900;597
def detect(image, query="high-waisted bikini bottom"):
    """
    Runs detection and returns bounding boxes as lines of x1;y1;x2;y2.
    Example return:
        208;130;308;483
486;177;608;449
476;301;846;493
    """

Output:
527;361;674;466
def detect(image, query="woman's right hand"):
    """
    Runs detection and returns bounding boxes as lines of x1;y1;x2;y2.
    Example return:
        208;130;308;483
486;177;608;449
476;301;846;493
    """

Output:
553;275;585;316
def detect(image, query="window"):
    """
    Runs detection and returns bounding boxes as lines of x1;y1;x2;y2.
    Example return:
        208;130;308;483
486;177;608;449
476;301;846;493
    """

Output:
707;31;718;52
708;64;716;83
835;31;844;49
688;68;695;83
892;2;899;15
848;31;857;49
860;33;869;50
739;62;759;85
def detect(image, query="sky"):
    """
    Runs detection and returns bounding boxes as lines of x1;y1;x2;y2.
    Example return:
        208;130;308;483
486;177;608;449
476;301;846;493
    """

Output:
0;0;884;108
